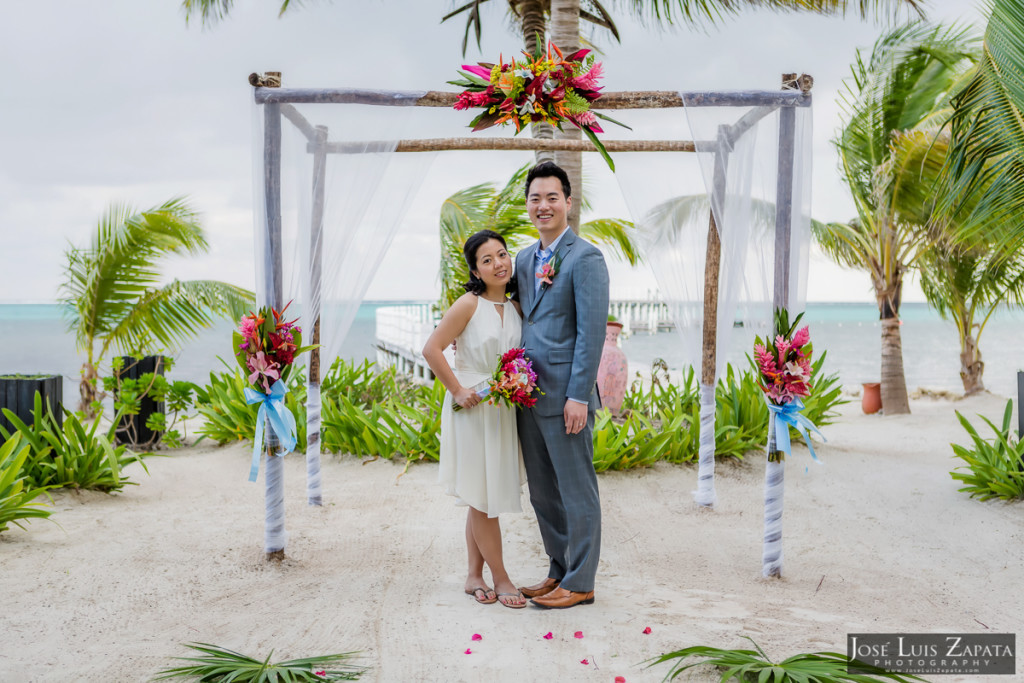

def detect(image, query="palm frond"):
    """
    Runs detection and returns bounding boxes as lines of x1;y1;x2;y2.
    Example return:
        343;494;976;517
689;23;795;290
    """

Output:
623;0;923;29
580;218;641;264
153;641;365;681
940;0;1024;254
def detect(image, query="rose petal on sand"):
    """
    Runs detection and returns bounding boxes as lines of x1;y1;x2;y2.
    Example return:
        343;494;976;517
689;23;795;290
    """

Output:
615;677;626;683
472;634;482;641
643;626;652;634
580;658;589;665
465;648;472;655
543;632;554;640
574;631;584;639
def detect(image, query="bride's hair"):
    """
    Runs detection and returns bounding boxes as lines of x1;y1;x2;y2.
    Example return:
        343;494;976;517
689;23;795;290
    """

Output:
463;229;517;298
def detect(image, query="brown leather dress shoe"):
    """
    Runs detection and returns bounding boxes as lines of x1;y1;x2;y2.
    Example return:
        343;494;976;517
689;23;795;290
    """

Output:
519;577;560;599
530;587;595;609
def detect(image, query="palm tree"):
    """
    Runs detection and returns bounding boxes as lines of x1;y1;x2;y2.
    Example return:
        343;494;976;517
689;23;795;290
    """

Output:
820;22;976;415
61;198;254;414
438;163;639;309
939;0;1024;259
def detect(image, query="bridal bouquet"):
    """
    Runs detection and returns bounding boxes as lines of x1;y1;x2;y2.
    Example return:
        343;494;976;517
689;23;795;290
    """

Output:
752;309;824;462
450;40;629;170
453;347;541;411
232;303;312;481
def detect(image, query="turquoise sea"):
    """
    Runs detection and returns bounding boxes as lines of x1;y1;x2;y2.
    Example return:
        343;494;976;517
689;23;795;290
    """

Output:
2;302;1022;408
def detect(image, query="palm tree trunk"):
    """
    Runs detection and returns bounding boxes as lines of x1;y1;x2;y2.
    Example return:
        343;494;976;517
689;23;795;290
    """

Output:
516;0;554;165
550;0;582;234
79;361;99;417
880;318;911;414
960;333;986;395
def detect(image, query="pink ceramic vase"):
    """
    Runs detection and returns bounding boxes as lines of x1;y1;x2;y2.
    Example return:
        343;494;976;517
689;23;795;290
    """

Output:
597;322;628;415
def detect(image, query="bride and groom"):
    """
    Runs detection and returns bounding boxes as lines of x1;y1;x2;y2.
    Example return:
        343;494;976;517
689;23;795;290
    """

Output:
422;161;610;610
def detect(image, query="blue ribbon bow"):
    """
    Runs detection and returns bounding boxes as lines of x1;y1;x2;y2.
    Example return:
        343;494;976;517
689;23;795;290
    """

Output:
244;381;297;482
766;397;826;463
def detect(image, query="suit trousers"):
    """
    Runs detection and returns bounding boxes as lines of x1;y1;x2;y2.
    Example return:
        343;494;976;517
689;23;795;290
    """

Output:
517;406;601;593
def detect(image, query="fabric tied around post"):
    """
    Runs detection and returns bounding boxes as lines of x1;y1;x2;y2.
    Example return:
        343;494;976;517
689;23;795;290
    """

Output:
766;397;825;463
245;382;297;482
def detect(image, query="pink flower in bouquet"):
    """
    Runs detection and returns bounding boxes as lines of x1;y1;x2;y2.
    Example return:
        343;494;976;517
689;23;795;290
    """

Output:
537;262;556;286
791;325;810;348
247;351;280;392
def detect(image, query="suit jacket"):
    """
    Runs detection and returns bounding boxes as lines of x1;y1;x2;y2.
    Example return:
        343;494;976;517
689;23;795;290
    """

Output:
516;229;610;417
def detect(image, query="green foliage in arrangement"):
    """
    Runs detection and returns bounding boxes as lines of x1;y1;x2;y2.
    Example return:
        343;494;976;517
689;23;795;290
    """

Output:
0;434;54;534
152;641;365;682
648;637;926;682
950;400;1024;501
0;393;147;493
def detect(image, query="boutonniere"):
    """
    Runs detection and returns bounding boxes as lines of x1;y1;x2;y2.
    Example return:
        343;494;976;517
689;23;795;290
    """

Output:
536;252;563;289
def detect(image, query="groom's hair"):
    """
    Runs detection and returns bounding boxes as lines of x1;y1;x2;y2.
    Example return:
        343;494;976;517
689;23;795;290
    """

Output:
525;161;571;199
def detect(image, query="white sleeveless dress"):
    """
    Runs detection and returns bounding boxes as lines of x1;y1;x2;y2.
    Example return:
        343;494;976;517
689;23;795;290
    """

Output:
438;296;527;518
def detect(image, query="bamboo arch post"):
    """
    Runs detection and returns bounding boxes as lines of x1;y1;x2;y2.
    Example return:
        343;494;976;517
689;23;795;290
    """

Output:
306;124;327;507
762;74;800;579
260;74;287;562
695;125;730;509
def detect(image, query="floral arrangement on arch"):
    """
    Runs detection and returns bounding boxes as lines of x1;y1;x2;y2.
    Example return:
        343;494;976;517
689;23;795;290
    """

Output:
752;309;824;462
450;39;629;170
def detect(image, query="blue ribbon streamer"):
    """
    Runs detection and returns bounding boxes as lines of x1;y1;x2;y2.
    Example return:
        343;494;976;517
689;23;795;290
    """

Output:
766;397;826;463
245;382;297;482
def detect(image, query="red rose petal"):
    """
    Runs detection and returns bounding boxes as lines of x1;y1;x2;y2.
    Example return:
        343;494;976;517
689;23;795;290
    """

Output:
580;658;589;665
543;632;554;640
615;677;626;683
471;634;482;641
465;648;472;654
574;631;584;639
642;626;652;634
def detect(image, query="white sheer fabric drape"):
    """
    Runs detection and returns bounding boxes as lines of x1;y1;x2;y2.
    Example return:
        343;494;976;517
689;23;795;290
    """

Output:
251;95;433;547
614;94;813;510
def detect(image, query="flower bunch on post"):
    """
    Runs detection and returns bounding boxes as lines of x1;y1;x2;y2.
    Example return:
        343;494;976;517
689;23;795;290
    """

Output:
450;39;629;170
453;347;542;411
232;303;304;392
752;309;823;462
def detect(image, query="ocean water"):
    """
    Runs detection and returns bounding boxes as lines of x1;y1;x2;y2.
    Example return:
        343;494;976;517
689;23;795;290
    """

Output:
2;302;1022;409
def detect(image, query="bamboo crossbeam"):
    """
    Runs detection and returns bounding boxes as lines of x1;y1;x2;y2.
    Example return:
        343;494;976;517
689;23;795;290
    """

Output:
255;88;811;109
315;137;701;154
280;104;317;143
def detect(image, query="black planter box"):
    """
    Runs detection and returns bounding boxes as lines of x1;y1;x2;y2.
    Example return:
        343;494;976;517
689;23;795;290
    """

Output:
0;374;63;434
114;355;165;447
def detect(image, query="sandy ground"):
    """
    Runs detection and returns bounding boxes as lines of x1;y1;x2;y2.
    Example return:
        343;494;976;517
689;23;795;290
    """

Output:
2;391;1023;682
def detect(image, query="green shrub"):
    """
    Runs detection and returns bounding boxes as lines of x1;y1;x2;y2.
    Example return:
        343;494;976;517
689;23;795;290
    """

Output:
950;400;1024;501
103;356;198;449
153;641;365;682
1;393;146;492
648;636;924;682
592;409;674;471
0;433;54;533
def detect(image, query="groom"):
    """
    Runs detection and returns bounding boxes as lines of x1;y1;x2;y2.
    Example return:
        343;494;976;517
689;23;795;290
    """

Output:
515;161;609;609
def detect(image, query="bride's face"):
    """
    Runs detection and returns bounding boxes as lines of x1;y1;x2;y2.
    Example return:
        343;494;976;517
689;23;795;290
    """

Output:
472;238;512;289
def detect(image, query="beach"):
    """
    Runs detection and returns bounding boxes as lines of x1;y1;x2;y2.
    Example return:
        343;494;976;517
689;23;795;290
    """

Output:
2;391;1022;682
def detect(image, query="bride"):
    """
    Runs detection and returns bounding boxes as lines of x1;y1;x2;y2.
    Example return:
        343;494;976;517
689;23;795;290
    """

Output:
421;230;528;609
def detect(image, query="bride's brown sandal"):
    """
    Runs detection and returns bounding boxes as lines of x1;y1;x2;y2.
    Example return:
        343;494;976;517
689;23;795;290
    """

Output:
465;586;497;604
496;592;527;609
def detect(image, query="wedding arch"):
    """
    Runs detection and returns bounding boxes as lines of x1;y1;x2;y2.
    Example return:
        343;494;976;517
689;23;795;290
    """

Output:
248;72;814;577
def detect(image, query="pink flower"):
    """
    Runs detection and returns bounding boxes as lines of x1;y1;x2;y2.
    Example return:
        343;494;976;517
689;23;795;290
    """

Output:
536;262;556;286
472;634;482;641
754;344;778;376
543;632;553;640
574;631;584;639
791;325;810;348
238;316;258;338
643;626;652;634
246;351;280;392
570;61;603;91
465;648;472;654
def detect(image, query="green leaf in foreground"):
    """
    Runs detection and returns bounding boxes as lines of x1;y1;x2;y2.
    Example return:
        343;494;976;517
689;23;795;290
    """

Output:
647;636;928;682
152;641;366;682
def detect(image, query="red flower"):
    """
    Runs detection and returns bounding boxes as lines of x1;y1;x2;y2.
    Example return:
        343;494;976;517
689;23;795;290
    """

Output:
642;626;652;634
574;630;584;639
615;677;627;683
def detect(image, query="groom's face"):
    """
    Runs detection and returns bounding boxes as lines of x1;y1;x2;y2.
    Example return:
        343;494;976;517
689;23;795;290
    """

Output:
527;176;571;236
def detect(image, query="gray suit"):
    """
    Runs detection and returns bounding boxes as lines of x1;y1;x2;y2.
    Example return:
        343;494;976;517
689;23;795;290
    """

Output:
516;229;610;593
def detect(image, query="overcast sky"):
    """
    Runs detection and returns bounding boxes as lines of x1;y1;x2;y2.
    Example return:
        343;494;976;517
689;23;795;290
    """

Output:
1;0;985;304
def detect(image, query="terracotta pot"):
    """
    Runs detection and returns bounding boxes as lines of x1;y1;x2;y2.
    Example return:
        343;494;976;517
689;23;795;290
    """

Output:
597;322;629;415
861;382;882;415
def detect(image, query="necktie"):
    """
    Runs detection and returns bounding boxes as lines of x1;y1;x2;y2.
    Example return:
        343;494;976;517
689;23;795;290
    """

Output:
536;247;552;294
